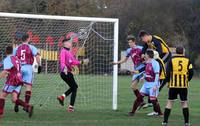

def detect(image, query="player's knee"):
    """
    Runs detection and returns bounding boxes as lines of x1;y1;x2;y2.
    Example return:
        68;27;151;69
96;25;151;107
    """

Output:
166;100;174;108
12;98;17;103
136;95;143;102
131;83;138;90
71;84;78;91
25;85;32;91
180;101;188;108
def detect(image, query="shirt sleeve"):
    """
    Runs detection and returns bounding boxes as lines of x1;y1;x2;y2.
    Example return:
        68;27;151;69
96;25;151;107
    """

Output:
166;58;172;82
188;60;193;81
142;44;148;54
60;49;66;71
153;60;160;84
3;58;13;70
13;47;17;56
154;40;163;56
153;60;160;74
125;48;131;57
70;55;80;66
30;45;38;56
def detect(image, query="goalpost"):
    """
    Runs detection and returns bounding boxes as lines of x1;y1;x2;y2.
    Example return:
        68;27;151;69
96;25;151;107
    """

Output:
0;12;119;110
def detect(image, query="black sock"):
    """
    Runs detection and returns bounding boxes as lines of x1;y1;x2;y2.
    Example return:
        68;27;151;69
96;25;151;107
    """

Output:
148;97;151;104
183;108;189;123
163;108;171;123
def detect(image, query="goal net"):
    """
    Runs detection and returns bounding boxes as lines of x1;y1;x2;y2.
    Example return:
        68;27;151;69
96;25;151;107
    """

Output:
0;12;118;111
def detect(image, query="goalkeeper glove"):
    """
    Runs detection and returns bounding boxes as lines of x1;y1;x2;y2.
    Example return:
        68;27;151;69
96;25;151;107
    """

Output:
81;58;89;65
63;66;68;75
38;66;42;74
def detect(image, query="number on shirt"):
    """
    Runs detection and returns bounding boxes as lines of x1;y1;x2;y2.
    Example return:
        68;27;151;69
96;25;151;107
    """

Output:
178;60;183;71
21;50;26;61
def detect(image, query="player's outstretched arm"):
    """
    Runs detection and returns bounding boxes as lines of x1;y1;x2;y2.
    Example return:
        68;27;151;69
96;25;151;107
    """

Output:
111;57;128;65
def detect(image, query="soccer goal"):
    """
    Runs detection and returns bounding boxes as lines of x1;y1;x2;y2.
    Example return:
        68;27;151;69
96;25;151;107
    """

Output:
0;12;119;110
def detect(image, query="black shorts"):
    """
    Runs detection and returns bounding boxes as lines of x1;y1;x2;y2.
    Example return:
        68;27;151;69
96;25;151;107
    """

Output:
168;88;188;101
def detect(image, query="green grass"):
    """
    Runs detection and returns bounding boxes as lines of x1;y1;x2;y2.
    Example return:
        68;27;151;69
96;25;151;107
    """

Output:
0;74;200;126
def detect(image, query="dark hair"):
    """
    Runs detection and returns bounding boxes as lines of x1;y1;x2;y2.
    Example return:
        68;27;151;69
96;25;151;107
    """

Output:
126;35;136;41
146;49;154;58
138;30;150;38
5;46;13;55
22;33;29;42
62;38;71;43
176;46;184;54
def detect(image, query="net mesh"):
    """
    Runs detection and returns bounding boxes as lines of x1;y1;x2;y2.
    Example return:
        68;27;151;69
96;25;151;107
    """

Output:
0;16;115;110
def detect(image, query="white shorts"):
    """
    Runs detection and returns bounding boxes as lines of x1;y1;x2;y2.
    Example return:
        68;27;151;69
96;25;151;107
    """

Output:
2;84;22;94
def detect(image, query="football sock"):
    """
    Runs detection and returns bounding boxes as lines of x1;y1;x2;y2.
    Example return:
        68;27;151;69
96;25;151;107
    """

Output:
0;99;5;115
151;99;162;114
133;89;140;98
163;108;171;123
15;99;29;109
15;92;21;106
183;108;189;123
131;95;144;113
148;97;151;104
25;91;32;104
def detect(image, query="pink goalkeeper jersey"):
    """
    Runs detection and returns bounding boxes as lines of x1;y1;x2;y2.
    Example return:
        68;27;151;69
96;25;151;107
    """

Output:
59;47;80;72
4;55;23;86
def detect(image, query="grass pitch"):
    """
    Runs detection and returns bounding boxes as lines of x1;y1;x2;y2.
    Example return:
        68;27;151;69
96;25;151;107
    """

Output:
0;74;199;126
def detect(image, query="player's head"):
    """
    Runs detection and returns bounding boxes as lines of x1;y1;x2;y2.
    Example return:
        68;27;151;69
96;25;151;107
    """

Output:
126;35;136;48
176;46;185;55
153;50;159;59
138;30;151;43
62;38;72;48
5;46;13;55
145;49;154;60
22;33;30;42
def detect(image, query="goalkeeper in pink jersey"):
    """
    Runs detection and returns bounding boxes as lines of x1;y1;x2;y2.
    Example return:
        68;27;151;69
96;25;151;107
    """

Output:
112;35;145;107
0;46;33;118
57;38;88;112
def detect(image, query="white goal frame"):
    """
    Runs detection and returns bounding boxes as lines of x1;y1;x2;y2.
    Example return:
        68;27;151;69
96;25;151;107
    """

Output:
0;12;119;110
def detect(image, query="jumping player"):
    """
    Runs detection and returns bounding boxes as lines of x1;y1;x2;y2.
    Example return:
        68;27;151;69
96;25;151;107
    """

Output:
139;30;171;64
13;33;41;112
0;46;33;118
112;35;145;103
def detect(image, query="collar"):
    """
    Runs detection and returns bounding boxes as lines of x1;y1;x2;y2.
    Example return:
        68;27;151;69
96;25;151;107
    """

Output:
63;47;70;51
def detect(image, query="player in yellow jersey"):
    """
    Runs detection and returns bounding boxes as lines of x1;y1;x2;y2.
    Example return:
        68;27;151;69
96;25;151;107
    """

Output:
138;30;171;65
162;46;193;126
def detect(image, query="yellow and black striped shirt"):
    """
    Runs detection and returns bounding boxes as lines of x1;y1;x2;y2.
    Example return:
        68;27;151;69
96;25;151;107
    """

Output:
166;54;193;88
142;35;170;57
156;57;166;80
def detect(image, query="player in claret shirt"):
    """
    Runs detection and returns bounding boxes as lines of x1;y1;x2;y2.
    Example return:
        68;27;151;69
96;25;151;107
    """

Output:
13;33;41;112
128;49;163;117
112;35;145;107
0;46;33;118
